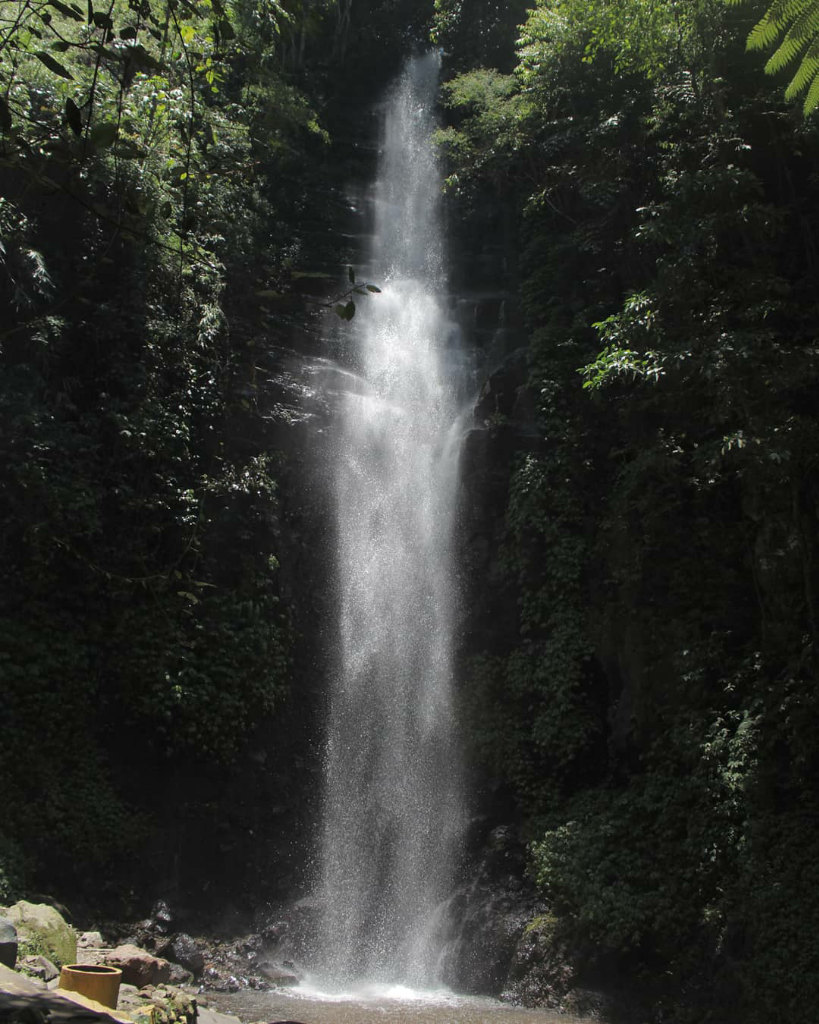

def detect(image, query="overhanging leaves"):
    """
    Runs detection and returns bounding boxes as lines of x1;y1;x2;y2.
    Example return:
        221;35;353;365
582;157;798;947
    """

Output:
733;0;819;113
35;51;74;79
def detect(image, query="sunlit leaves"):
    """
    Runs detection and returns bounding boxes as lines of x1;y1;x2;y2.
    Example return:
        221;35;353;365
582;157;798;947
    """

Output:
730;0;819;113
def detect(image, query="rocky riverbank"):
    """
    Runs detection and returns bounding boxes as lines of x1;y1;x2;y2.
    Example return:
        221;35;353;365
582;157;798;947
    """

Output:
0;865;610;1023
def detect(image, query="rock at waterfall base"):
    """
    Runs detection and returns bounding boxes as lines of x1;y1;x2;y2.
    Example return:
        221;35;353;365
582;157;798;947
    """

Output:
20;955;59;983
158;934;204;978
1;902;76;967
103;944;171;987
0;917;18;970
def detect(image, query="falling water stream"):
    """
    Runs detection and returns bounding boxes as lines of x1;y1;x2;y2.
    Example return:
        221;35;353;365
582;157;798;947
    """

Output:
318;50;466;987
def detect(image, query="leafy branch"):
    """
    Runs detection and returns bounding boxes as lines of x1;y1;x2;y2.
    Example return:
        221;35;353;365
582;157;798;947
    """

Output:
728;0;819;114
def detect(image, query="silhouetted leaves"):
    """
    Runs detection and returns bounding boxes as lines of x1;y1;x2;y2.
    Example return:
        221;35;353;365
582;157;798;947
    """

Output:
35;51;74;79
65;98;82;136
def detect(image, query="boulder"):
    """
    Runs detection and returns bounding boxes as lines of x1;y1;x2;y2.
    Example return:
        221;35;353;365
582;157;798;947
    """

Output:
167;962;194;986
3;901;76;966
117;981;196;1024
0;916;17;969
103;944;171;987
21;954;59;982
165;934;204;978
77;931;104;949
197;1009;242;1024
257;960;299;986
500;913;575;1009
150;901;174;935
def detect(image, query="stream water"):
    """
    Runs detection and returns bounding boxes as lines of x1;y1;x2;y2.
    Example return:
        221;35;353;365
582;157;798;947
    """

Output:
207;984;597;1024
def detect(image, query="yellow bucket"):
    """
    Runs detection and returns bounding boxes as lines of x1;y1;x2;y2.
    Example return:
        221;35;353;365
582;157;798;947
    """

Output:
59;963;122;1008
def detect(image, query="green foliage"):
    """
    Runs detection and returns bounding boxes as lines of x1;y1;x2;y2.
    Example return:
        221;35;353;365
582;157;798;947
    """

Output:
0;0;345;900
431;0;531;72
434;69;521;196
440;0;819;1018
729;0;819;113
517;0;677;81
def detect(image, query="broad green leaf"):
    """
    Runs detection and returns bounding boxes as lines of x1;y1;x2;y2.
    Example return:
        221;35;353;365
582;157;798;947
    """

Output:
35;51;74;79
218;18;235;40
47;0;84;21
65;97;82;136
89;122;118;149
119;26;138;39
366;284;382;293
348;265;355;284
92;10;113;29
126;44;162;70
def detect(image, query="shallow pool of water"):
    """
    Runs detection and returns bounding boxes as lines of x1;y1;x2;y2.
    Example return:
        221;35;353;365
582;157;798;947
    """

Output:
206;979;598;1024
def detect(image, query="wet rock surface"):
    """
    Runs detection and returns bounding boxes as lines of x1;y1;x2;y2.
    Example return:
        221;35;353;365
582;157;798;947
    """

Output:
438;826;548;997
430;825;609;1016
0;917;17;970
157;934;205;979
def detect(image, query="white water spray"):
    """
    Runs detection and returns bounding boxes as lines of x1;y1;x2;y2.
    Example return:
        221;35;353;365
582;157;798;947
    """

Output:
318;52;466;987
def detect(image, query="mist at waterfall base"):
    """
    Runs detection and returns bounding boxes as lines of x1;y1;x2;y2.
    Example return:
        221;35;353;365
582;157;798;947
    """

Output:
207;985;594;1024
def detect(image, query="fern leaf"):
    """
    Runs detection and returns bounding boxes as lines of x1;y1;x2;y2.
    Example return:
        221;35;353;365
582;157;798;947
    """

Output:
748;0;813;51
802;62;819;108
748;12;783;50
783;36;819;94
765;34;805;70
766;4;819;71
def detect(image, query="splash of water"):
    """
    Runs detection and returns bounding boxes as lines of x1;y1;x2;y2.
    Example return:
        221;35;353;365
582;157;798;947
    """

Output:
318;51;466;987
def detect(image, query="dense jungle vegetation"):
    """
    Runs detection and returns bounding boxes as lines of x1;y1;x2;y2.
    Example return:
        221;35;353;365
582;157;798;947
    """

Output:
0;0;424;908
435;0;819;1021
2;0;819;1021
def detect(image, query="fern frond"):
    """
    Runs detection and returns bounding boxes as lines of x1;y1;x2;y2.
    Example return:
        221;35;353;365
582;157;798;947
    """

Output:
748;12;781;51
765;5;819;71
802;61;819;108
783;35;819;94
748;0;813;50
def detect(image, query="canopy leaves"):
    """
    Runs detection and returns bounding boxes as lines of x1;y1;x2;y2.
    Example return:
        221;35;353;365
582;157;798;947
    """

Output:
730;0;819;112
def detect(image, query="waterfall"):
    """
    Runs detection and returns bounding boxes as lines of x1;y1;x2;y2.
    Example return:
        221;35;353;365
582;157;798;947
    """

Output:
318;52;466;987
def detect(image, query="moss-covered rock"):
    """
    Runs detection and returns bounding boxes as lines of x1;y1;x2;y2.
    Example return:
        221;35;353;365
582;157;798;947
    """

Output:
1;901;76;967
